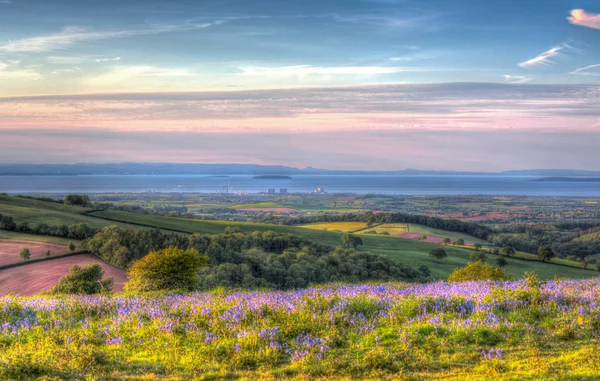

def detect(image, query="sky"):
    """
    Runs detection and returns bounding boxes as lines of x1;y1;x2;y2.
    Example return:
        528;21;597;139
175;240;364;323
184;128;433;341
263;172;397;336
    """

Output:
0;0;599;171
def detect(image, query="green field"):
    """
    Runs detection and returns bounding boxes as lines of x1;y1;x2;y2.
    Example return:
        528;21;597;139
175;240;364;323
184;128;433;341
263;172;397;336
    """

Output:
300;221;369;233
230;202;287;209
0;196;597;280
0;195;131;229
88;210;597;280
405;223;490;245
0;230;80;245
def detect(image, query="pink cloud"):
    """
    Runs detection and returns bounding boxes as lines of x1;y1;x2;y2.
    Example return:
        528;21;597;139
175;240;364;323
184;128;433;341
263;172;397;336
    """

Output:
568;9;600;29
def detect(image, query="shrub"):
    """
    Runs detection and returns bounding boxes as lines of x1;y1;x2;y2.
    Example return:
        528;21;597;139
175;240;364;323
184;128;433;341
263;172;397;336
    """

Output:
50;264;113;294
67;241;76;253
429;247;447;262
537;246;554;262
454;238;465;246
500;246;516;257
125;247;209;292
19;248;31;261
448;260;511;282
470;250;486;262
341;233;363;248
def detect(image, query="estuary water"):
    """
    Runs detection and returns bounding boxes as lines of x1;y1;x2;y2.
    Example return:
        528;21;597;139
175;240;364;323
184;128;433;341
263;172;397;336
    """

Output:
0;175;599;196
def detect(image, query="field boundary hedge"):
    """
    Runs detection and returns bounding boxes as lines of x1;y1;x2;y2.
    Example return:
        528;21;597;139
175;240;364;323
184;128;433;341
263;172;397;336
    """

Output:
0;250;88;271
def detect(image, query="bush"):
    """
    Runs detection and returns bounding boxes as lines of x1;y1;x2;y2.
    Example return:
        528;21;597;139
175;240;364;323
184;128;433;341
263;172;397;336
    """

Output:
448;260;511;282
125;247;209;292
429;247;447;262
470;250;486;262
50;264;113;294
19;248;31;261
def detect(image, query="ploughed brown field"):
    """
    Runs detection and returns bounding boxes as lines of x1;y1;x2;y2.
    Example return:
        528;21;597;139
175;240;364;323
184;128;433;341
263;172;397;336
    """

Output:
0;239;69;266
400;232;474;246
0;254;128;296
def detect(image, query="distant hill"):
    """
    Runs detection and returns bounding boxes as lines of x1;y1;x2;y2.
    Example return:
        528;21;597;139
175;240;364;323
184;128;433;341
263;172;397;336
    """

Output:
1;163;599;177
533;177;600;182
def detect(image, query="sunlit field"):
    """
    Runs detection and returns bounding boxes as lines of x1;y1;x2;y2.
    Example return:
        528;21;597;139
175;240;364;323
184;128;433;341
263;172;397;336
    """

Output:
2;278;600;380
299;221;369;233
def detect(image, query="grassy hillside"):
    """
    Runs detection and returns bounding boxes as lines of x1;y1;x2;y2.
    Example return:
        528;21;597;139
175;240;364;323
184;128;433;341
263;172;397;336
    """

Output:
0;196;595;280
0;195;130;229
0;230;80;245
405;223;489;245
88;210;597;280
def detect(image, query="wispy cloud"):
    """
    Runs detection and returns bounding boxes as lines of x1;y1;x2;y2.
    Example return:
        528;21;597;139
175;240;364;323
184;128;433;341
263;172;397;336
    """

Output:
0;21;224;53
95;57;121;63
503;75;532;84
518;43;575;68
568;9;600;30
570;64;600;76
47;55;121;64
0;61;42;80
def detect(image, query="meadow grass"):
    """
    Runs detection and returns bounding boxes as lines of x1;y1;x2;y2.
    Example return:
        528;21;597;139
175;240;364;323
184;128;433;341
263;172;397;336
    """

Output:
298;221;369;233
405;223;489;245
229;202;286;209
89;210;598;280
0;195;131;230
355;223;409;235
0;230;81;245
2;279;600;380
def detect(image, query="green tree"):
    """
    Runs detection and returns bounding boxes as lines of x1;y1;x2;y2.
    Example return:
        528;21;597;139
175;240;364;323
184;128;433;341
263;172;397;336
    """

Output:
474;243;482;250
500;246;516;257
454;238;465;246
537;245;554;262
20;248;30;261
50;264;113;294
341;233;363;249
470;250;486;262
64;194;91;207
448;260;511;282
67;241;76;253
496;256;508;268
442;237;451;245
429;247;447;262
418;235;427;241
125;247;209;292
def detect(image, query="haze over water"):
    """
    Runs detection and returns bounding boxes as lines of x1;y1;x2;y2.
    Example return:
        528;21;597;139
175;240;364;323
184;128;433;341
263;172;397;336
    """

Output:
2;175;599;196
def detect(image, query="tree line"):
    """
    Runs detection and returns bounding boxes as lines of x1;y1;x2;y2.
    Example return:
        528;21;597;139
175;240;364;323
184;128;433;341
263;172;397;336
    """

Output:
82;225;430;290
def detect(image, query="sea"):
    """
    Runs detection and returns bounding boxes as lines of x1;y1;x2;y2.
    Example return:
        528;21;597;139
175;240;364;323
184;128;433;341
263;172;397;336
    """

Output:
0;175;599;196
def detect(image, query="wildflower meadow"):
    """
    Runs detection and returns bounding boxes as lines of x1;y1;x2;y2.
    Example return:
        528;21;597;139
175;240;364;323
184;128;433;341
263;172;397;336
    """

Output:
2;278;600;379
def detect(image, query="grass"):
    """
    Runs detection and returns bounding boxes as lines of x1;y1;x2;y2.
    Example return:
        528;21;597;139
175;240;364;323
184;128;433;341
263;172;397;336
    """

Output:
0;196;596;280
299;221;369;233
355;223;409;235
89;210;598;280
0;230;80;245
230;202;287;209
406;223;489;245
2;280;600;380
0;195;131;230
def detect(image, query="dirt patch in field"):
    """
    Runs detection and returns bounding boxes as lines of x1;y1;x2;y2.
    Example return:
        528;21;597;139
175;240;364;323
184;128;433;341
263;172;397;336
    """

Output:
238;207;299;213
0;254;128;296
0;239;70;266
400;232;473;246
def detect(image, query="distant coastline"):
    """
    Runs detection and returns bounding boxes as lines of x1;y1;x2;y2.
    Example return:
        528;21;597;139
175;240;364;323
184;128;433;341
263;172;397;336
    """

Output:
533;177;600;182
253;175;292;180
